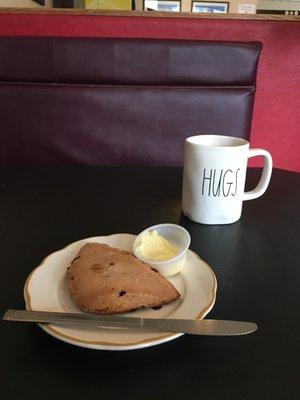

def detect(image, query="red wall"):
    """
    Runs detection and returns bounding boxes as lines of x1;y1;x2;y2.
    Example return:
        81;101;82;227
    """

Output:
0;13;299;172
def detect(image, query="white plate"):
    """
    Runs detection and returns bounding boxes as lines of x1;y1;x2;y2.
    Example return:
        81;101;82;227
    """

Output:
24;234;217;351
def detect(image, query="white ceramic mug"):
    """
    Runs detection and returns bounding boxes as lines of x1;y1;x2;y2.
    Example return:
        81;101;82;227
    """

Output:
182;135;273;225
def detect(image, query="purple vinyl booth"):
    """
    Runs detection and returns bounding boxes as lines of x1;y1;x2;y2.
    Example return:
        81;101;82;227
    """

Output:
0;37;262;166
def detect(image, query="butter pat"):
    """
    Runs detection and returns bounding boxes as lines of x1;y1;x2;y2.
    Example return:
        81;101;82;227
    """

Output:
136;229;179;261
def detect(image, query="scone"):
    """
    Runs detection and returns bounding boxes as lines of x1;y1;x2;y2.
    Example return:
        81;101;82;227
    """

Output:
67;243;180;314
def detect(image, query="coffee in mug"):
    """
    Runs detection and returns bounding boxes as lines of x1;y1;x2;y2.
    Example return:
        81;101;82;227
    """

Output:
182;135;272;225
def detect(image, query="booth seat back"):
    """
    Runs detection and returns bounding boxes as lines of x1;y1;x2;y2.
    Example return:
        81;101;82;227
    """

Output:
0;37;262;166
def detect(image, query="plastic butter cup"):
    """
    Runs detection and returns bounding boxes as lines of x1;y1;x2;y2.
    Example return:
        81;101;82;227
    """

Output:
133;223;191;277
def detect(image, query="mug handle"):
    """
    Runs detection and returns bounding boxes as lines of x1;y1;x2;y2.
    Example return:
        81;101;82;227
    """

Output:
243;148;273;201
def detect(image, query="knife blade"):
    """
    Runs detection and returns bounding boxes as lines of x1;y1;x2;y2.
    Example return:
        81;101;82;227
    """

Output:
3;309;257;336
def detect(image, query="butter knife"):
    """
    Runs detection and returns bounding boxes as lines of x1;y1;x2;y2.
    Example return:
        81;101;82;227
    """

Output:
3;309;257;336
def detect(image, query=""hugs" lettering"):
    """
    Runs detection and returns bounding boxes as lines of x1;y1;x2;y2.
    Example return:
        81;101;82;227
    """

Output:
201;168;241;197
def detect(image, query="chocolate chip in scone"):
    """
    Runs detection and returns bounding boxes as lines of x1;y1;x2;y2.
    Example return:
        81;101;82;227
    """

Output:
152;305;162;310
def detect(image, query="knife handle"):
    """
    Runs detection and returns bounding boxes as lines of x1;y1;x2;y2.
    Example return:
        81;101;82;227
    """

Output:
3;309;144;329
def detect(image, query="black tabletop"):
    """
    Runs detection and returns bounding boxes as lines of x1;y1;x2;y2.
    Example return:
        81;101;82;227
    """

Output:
0;167;299;400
